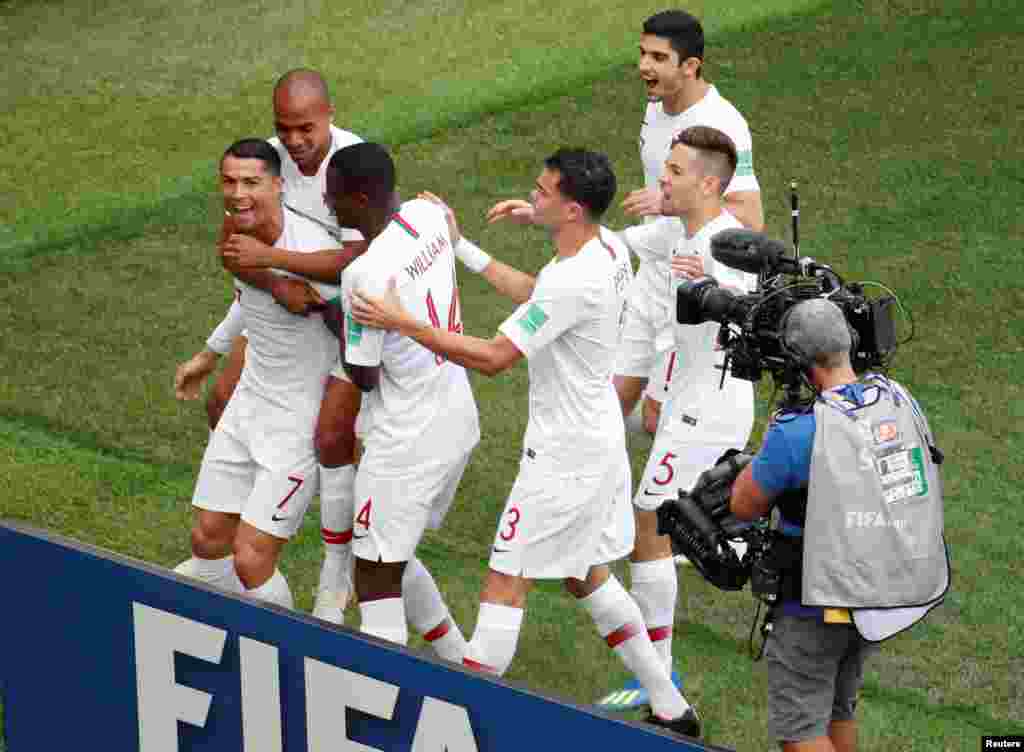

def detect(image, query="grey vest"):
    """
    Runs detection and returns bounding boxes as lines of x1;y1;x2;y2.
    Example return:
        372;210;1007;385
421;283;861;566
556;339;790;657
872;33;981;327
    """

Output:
802;376;948;638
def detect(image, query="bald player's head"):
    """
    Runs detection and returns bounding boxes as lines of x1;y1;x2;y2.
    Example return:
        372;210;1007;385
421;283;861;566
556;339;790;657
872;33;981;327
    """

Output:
272;68;335;174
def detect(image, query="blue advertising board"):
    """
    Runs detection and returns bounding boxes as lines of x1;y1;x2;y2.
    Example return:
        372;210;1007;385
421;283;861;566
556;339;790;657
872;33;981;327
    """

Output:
0;522;725;752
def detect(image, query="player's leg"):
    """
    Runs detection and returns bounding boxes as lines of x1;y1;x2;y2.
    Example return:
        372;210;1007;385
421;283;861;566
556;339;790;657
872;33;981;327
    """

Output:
233;522;292;607
614;374;647;421
312;372;361;623
462;569;532;676
350;460;441;646
402;450;474;661
176;412;254;592
236;451;320;609
630;420;683;673
568;564;698;737
466;456;608;676
175;509;243;591
206;335;246;430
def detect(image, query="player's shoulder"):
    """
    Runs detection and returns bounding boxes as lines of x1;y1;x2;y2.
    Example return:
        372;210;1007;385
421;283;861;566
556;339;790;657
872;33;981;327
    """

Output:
398;197;447;226
696;85;752;136
328;124;364;153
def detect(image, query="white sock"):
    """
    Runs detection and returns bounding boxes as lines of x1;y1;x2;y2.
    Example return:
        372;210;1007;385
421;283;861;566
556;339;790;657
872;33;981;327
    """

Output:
463;603;523;676
174;555;242;593
629;557;678;671
318;464;356;592
578;575;687;720
403;558;467;662
360;597;408;646
246;569;294;609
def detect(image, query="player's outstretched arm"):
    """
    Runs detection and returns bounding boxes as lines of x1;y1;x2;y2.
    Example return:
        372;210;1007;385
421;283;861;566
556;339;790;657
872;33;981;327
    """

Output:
222;234;368;283
724;190;764;232
479;259;536;305
350;280;522;377
421;192;537;304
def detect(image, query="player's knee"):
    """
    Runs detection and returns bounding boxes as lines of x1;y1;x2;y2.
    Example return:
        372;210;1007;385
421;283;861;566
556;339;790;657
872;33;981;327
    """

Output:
191;518;233;559
314;424;356;467
354;557;405;601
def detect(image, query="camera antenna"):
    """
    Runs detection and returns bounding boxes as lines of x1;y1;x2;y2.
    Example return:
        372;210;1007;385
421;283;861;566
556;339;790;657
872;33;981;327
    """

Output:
790;180;800;258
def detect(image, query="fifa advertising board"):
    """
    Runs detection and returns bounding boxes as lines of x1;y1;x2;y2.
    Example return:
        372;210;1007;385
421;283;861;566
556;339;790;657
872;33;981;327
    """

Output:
0;522;721;752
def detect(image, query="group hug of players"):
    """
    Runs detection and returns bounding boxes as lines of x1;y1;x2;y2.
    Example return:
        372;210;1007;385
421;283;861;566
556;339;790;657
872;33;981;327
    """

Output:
172;10;763;742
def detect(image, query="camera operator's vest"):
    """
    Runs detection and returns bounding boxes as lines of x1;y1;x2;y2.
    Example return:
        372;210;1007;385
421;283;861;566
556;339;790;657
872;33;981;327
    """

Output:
802;376;949;640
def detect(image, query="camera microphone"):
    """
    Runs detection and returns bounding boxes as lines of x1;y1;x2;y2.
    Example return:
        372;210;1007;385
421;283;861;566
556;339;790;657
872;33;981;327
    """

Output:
711;229;795;275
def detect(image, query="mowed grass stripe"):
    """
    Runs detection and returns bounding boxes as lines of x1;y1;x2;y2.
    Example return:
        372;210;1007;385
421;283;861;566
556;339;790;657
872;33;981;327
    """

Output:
0;0;822;261
2;0;1021;746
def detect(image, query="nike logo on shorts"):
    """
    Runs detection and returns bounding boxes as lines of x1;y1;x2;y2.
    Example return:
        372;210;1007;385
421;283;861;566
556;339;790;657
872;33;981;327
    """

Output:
271;514;289;522
642;489;666;497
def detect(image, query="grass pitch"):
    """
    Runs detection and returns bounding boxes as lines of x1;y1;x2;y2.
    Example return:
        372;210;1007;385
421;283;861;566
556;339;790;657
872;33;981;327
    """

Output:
1;0;1022;750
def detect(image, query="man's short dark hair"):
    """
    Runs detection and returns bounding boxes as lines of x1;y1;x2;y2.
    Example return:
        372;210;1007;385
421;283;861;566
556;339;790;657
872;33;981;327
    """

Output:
327;142;396;204
222;138;281;176
671;126;736;194
543;148;617;220
643;10;704;76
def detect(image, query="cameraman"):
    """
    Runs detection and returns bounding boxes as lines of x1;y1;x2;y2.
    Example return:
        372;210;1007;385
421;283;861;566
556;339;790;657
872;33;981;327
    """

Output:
729;298;948;752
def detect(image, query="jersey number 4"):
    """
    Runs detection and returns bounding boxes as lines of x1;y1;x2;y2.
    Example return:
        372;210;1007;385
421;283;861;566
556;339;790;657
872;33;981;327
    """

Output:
425;288;462;365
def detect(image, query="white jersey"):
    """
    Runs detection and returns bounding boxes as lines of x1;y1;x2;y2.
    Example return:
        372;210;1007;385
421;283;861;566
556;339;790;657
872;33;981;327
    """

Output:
342;199;480;467
233;209;339;424
624;86;758;308
268;124;363;242
499;228;633;471
206;124;363;353
640;84;759;197
669;210;755;407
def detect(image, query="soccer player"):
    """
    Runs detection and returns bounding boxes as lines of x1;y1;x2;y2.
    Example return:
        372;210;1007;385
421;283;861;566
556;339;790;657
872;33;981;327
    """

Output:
174;69;366;620
594;126;757;714
326;143;479;657
175;138;342;607
176;75;465;657
350;149;700;739
617;9;762;435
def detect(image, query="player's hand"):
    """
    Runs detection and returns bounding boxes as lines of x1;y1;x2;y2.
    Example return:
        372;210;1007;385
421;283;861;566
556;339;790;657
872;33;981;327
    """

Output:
221;233;278;271
350;277;411;333
174;349;219;400
621;187;663;217
671;253;705;280
486;199;535;225
418;191;461;245
269;277;325;316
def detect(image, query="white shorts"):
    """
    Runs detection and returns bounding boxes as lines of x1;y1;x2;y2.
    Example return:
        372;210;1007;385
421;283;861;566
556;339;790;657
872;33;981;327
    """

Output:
351;449;472;563
192;391;320;539
633;389;754;511
615;280;675;402
592;449;635;566
489;449;626;581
